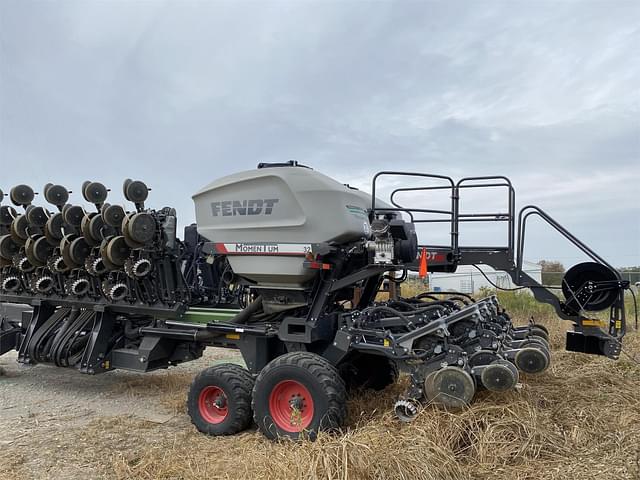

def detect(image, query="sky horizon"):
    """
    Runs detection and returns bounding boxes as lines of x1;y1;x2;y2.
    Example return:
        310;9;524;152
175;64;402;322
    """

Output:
1;1;638;268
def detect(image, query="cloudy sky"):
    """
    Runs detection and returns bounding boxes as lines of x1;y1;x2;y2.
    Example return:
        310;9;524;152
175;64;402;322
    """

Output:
0;0;638;268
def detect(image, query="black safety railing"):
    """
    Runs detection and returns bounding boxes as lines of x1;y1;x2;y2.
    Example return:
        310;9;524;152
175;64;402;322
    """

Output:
371;171;516;259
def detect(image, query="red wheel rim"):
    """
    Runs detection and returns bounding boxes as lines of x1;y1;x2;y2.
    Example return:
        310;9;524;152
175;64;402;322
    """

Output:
268;380;315;432
198;386;228;424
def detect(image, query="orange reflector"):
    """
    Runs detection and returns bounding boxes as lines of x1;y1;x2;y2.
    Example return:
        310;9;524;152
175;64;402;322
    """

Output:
303;260;332;270
418;247;428;278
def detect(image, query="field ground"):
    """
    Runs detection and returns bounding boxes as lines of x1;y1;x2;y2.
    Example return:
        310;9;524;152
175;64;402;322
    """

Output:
1;294;639;480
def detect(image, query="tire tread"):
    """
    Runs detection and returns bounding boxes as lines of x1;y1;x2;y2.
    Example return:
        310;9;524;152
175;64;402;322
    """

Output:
187;363;254;435
252;352;347;440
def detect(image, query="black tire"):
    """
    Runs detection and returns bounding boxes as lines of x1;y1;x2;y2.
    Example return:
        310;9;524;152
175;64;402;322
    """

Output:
338;353;399;391
252;352;347;441
532;323;549;334
187;363;254;436
530;326;550;340
514;346;550;374
528;334;551;350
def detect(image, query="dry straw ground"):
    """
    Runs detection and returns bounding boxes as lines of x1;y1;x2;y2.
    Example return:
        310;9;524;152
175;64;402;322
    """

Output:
1;292;639;480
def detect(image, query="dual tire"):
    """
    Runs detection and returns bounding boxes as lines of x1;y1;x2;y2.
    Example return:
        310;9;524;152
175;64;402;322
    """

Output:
187;363;254;436
187;352;347;440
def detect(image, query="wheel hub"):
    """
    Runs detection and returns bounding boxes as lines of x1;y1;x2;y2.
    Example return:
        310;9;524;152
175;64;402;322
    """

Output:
198;386;228;424
268;380;315;433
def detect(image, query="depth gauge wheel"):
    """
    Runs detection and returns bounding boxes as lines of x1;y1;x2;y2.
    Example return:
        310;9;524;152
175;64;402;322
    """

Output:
527;335;551;351
480;359;519;392
514;346;550;374
529;326;550;340
252;352;347;441
187;363;254;436
424;366;475;409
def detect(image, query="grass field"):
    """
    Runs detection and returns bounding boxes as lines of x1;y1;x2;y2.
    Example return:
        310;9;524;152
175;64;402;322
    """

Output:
2;291;639;480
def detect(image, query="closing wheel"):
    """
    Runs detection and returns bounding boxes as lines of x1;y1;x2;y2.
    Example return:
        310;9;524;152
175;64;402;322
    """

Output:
426;366;475;409
480;360;519;392
34;275;54;294
69;278;90;296
252;352;347;441
338;353;398;391
1;275;20;292
107;282;129;301
394;399;420;422
514;347;550;374
187;363;254;436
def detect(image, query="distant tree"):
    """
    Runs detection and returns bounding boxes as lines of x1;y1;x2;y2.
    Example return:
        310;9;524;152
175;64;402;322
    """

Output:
538;260;565;273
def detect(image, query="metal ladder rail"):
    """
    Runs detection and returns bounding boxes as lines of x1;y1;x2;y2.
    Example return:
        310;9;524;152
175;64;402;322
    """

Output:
515;205;620;279
455;176;515;256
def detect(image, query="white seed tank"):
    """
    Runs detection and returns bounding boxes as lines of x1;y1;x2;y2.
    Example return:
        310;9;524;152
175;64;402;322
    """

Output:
192;165;373;288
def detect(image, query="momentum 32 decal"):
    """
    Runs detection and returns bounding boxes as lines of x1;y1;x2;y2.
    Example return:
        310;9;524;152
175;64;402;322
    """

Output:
206;242;312;256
